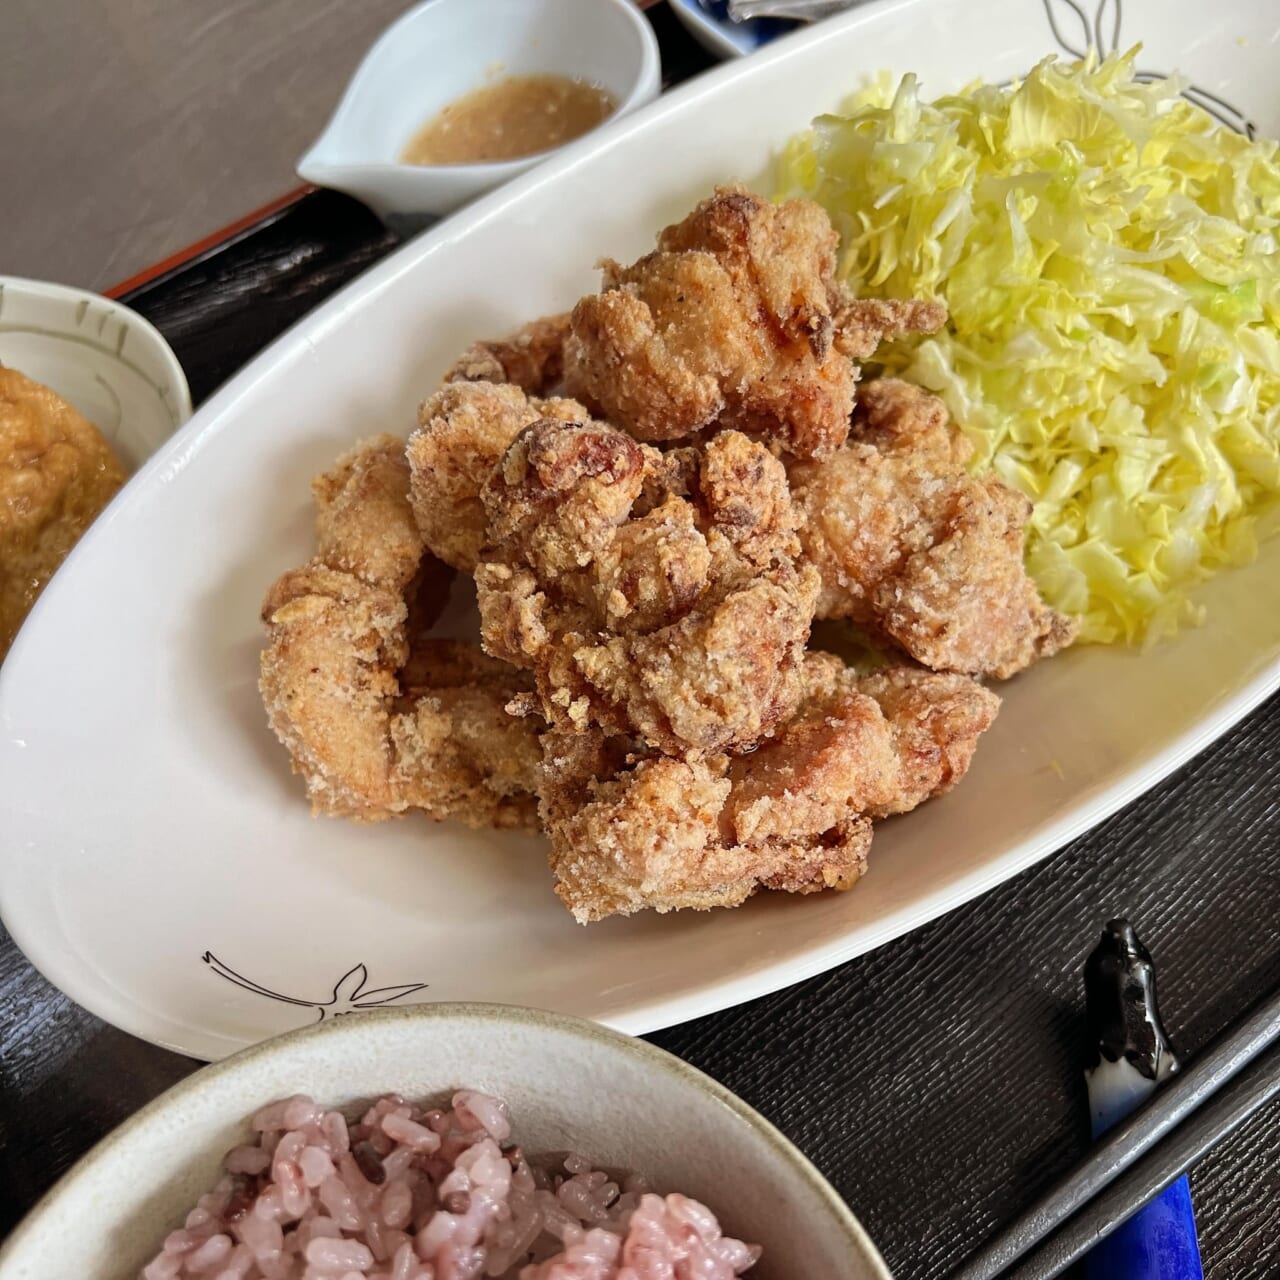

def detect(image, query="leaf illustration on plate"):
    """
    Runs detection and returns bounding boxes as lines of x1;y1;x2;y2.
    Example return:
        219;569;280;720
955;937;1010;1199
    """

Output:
328;963;370;1009
355;982;437;1006
1036;0;1256;138
201;951;317;1008
203;952;430;1023
1041;0;1091;58
1092;0;1120;56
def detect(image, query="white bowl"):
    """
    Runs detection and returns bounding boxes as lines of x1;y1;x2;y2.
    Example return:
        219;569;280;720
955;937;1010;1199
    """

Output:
0;1004;890;1280
297;0;663;221
0;276;191;469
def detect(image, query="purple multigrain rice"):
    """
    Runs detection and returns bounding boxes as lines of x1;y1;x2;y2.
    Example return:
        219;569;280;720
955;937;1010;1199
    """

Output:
353;1141;388;1185
140;1090;760;1280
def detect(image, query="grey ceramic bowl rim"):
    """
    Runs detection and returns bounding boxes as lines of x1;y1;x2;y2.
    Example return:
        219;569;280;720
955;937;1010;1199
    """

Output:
0;1002;890;1277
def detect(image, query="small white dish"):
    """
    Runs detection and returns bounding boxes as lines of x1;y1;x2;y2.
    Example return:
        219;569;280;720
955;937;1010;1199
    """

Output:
0;1004;889;1280
0;277;191;469
297;0;663;221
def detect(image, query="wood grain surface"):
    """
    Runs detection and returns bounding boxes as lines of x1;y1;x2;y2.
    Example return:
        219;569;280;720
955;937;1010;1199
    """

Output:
0;0;415;292
1;5;1278;1278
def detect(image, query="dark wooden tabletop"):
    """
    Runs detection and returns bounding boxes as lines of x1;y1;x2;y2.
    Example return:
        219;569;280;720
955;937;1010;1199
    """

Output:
2;6;1278;1276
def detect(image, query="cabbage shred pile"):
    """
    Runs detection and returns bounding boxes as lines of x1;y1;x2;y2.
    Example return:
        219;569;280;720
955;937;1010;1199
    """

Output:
778;51;1280;645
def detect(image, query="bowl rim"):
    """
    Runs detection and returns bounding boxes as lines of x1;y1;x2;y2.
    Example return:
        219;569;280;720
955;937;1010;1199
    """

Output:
0;1002;891;1278
297;0;663;182
0;274;194;431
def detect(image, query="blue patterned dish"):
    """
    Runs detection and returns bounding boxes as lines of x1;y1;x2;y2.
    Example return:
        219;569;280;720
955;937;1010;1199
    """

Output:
668;0;797;58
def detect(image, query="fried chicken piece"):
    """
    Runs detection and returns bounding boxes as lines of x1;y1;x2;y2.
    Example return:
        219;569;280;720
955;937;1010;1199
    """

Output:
260;435;541;826
540;729;874;922
391;637;541;827
563;186;849;457
541;651;999;921
562;185;946;459
261;562;407;821
790;379;1077;679
312;433;429;588
832;296;949;360
476;418;819;755
442;313;571;396
855;664;1000;815
407;381;589;573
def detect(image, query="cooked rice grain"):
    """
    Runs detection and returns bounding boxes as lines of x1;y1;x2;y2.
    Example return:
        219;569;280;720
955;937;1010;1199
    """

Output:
140;1089;760;1280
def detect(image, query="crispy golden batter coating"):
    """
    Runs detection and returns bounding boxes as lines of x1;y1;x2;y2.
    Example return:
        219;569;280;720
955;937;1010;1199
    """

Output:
407;381;589;573
564;186;850;458
832;296;949;360
540;651;999;921
391;637;541;827
260;435;541;826
855;664;1001;816
313;433;427;588
540;730;873;922
791;379;1077;679
0;367;126;656
725;657;900;844
849;376;972;470
261;561;408;821
476;418;820;755
442;313;571;396
562;186;946;459
255;186;1070;916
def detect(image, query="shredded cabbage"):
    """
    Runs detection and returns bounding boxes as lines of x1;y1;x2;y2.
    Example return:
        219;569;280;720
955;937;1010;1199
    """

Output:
778;51;1280;645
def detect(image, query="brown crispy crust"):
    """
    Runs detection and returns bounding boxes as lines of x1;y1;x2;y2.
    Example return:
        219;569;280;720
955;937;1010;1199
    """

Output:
540;730;874;922
563;186;947;460
312;434;426;589
260;435;542;827
540;651;999;922
791;379;1077;679
856;665;1001;816
442;313;571;396
476;418;819;756
260;562;407;820
831;295;948;360
564;186;855;458
407;381;589;573
255;187;1056;921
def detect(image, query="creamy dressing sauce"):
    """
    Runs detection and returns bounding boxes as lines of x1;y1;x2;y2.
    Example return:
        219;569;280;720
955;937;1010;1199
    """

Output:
402;74;617;166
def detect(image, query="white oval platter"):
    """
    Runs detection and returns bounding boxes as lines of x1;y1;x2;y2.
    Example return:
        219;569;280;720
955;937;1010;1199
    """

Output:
1;0;1277;1059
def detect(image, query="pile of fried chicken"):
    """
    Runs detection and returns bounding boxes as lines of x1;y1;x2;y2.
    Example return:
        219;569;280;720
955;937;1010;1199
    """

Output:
260;186;1075;923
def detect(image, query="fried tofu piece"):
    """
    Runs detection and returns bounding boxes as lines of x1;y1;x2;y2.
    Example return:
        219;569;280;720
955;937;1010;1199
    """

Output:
0;367;126;656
